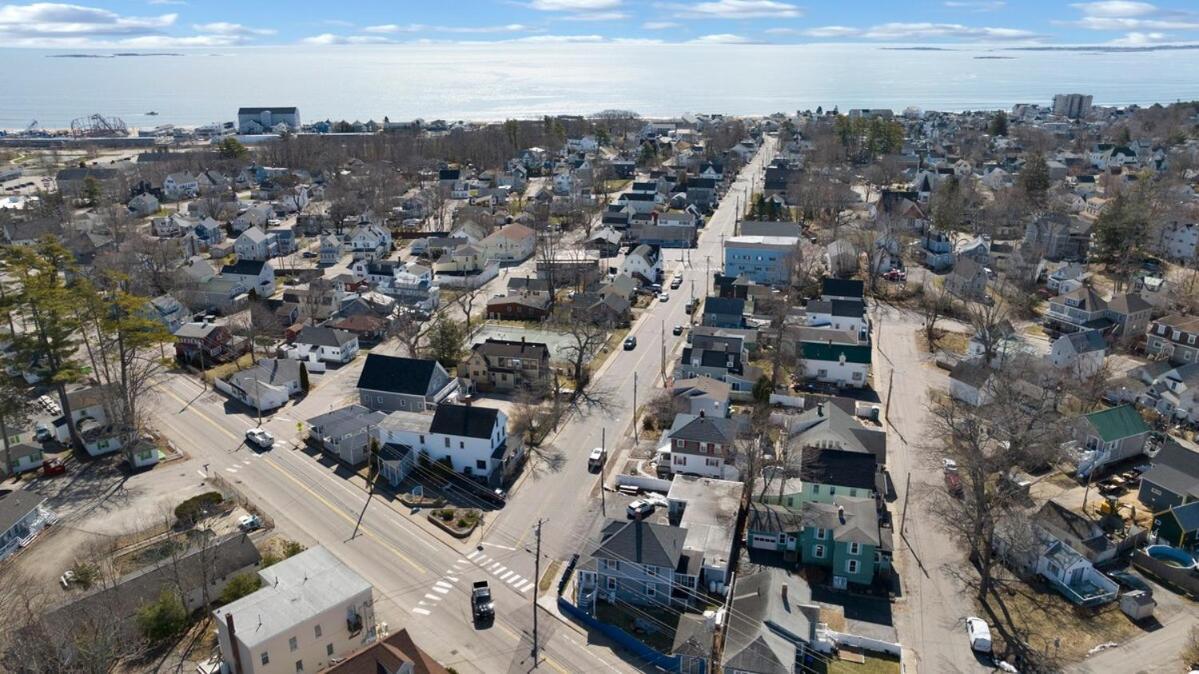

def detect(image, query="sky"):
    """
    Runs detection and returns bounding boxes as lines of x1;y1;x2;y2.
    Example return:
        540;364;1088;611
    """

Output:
1;0;1199;49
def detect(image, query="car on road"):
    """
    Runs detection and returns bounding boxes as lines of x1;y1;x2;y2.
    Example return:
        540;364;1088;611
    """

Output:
1108;570;1152;596
673;325;684;336
623;336;637;350
966;616;992;653
42;458;67;476
658;293;670;302
301;251;317;259
471;580;494;625
627;499;655;519
588;447;606;470
238;514;263;532
245;428;275;448
670;277;683;289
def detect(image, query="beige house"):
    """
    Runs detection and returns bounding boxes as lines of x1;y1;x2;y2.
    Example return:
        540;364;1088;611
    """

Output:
461;338;552;394
479;223;536;263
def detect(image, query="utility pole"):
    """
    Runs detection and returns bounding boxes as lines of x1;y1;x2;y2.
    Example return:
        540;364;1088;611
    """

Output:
660;320;666;386
632;372;638;442
600;428;606;516
532;518;544;662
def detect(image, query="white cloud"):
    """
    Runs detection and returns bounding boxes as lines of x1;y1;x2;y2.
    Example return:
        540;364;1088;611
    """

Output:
943;0;1006;10
146;0;186;5
192;21;275;36
690;32;753;43
363;23;533;34
667;0;801;19
1071;1;1156;18
801;25;862;38
527;0;622;10
559;11;628;20
801;22;1037;40
508;33;605;42
642;20;681;29
301;33;392;45
0;3;177;37
612;37;664;44
120;33;242;46
1108;30;1168;44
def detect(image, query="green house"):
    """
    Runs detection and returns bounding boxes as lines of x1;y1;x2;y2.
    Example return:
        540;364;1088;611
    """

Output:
746;497;893;587
1153;501;1199;550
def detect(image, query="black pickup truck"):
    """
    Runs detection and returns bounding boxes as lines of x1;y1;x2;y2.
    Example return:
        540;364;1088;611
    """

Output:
471;580;494;625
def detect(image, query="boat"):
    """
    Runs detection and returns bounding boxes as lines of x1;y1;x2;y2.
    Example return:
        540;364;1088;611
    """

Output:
145;111;159;116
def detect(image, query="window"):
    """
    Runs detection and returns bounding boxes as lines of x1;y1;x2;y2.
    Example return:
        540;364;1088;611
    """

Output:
314;624;322;638
289;637;298;652
705;458;720;467
647;566;657;576
459;441;464;449
849;542;861;555
476;460;487;470
606;577;617;591
326;644;334;656
444;437;450;448
419;435;425;444
646;584;656;597
261;653;270;666
811;485;820;494
295;661;304;673
813;544;825;559
815;528;826;540
829;487;837;496
852;372;862;381
847;559;859;574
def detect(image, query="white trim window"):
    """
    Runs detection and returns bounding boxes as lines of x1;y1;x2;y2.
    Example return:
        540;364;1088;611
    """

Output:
813;544;825;559
606;577;617;591
846;559;860;575
849;542;861;555
815;527;826;540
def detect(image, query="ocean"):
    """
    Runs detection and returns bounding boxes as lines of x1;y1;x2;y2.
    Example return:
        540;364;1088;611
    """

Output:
3;43;1198;129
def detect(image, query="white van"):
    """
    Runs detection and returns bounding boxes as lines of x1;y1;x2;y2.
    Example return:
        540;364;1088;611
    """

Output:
966;616;992;653
588;447;606;470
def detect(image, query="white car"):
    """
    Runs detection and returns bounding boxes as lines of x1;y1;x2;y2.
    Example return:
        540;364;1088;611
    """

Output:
627;499;655;519
588;447;606;469
245;428;275;448
658;293;670;302
966;616;992;653
238;514;263;532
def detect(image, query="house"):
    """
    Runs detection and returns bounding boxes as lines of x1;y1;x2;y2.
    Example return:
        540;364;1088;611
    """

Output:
664;411;740;480
949;361;996;407
1146;314;1199;365
351;258;402;286
620;244;662;285
232;205;273;233
55;167;120;201
214;547;374;674
1048;330;1107;378
348;222;392;260
701;296;746;329
1138;441;1199;512
460;338;551;394
237;106;301;134
799;446;886;504
672;377;731;418
163;172;199;199
1044;286;1111;335
319;629;450;674
1047;262;1088;293
319;235;343;265
803;298;868;341
1152;501;1199;549
374;403;520;486
145;294;187;333
721;565;821;674
1105;293;1153;339
922;231;954;270
820;278;864;303
356;354;458;413
306;405;388;466
677;333;760;396
825;239;858;277
632;224;697;249
3;218;65;245
485;292;550;321
798;339;871;389
478;223;535;263
0;490;55;562
995;501;1120;606
944;257;988;300
234;226;276;261
575;519;693;612
1138;363;1199;424
723;235;799;286
666;476;744;588
1073;405;1152;477
786;400;887;465
1154;221;1198;261
226;358;305;412
128;192;159;217
294;326;359;364
327;314;388;346
221;259;276;298
1;442;44;478
195;217;225;245
174;320;242;364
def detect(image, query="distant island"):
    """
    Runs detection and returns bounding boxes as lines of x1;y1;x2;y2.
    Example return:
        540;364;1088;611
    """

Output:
881;47;952;51
974;56;1014;60
1007;44;1199;53
48;53;183;59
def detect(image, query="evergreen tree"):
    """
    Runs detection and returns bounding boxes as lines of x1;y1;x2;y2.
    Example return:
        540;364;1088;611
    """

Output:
1019;152;1050;209
82;176;101;206
218;137;248;160
427;318;464;369
299;363;310;393
989;111;1009;137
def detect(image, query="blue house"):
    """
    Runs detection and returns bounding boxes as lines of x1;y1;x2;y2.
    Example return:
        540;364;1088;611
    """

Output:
722;235;799;286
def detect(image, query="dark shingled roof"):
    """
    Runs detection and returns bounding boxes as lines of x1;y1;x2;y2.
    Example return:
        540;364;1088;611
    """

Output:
821;277;864;299
356;354;441;395
589;519;686;569
800;447;879;491
0;490;45;535
221;259;268;276
429;403;499;440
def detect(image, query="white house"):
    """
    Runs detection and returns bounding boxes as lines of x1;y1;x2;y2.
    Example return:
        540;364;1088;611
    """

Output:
214;547;374;674
234;226;276;261
948;361;996;407
373;403;520;486
220;259;275;298
797;335;872;388
620;244;662;285
478;223;536;263
319;235;343;265
1048;330;1107;379
225;358;304;412
293;326;360;364
163;172;199;200
349;222;392;260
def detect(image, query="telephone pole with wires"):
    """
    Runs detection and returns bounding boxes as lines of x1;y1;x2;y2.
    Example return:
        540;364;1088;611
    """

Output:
532;518;545;662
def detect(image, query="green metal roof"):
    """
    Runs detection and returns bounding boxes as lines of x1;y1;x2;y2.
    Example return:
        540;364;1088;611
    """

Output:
800;342;872;365
1084;405;1150;443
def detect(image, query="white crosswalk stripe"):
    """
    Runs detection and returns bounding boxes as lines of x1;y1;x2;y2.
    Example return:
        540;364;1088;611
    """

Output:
432;586;450;594
225;467;237;473
519;581;535;592
446;576;459;583
412;608;431;616
506;575;523;585
434;581;452;589
499;571;514;581
491;564;504;573
424;593;441;601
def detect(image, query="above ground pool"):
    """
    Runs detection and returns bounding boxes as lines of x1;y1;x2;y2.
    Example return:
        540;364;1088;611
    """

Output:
1146;544;1198;570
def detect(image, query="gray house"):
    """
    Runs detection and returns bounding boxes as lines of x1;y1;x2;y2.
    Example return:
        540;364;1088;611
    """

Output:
307;404;388;466
0;491;56;562
575;519;697;612
1138;441;1199;512
356;354;459;413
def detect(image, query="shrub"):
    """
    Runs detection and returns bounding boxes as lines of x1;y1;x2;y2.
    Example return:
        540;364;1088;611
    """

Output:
71;561;101;590
457;518;469;528
136;588;188;642
219;572;262;604
173;492;224;526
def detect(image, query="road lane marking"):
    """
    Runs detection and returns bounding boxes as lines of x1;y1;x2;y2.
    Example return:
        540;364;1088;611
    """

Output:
492;564;505;573
505;575;522;585
225;468;237;473
519;581;535;592
445;576;459;583
466;550;480;559
423;593;441;601
434;581;452;589
432;586;450;594
499;571;514;581
482;541;517;551
412;608;431;616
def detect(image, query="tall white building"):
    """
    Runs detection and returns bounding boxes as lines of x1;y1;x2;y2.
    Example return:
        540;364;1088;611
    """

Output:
1052;94;1093;120
214;547;375;674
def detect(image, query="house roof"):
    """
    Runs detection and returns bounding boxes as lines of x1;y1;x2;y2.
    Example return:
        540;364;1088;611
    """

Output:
1063;330;1107;354
791;403;887;464
803;497;882;546
356;354;444;396
821;277;864;299
949;361;995;389
471;338;549;360
321;629;449;674
805;298;865;318
306;404;386;439
672;377;732;402
669;413;739;446
221;259;268;277
429;403;499;440
174;321;223;339
0;490;45;535
219;547;371;650
239;226;267;243
747;502;804;534
588;519;686;569
297;325;356;348
704;296;746;316
1107;292;1152;316
723;567;815;674
800;447;879;491
1141;441;1199;501
1162;501;1199;533
799;342;871;365
229;358;302;389
1083;404;1150;442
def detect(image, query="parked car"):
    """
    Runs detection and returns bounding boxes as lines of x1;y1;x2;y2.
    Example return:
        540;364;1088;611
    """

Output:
238;514;263;532
627;499;655;519
42;458;67;476
245;428;275;448
1108;570;1152;596
588;447;606;470
623;336;637;350
673;325;684;336
966;616;992;653
658;293;670;302
670;277;683;289
883;268;907;282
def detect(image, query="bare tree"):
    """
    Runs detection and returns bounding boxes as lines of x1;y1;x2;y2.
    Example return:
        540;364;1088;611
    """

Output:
920;283;949;348
450;285;485;336
554;309;608;396
964;294;1011;366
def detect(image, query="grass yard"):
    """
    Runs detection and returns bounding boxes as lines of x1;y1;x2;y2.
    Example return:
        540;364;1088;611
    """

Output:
201;353;256;382
915;328;971;355
595;602;679;654
820;651;902;674
986;580;1140;664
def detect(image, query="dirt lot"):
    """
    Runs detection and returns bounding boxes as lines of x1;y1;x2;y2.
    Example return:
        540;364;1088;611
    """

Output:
988;580;1141;664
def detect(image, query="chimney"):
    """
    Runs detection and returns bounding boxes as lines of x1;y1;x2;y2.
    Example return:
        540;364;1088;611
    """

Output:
781;583;789;602
837;503;845;524
225;613;244;674
699;410;706;418
817;403;824;417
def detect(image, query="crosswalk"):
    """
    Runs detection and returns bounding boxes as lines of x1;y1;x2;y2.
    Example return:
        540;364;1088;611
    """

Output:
409;549;536;618
196;454;263;479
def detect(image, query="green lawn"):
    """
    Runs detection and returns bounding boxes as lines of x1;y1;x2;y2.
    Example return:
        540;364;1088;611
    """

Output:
818;652;902;674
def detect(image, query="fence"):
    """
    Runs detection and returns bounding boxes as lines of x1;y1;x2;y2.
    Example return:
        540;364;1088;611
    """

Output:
769;393;805;408
615;474;673;493
1132;549;1199;597
435;262;499;289
818;628;904;658
557;597;682;672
